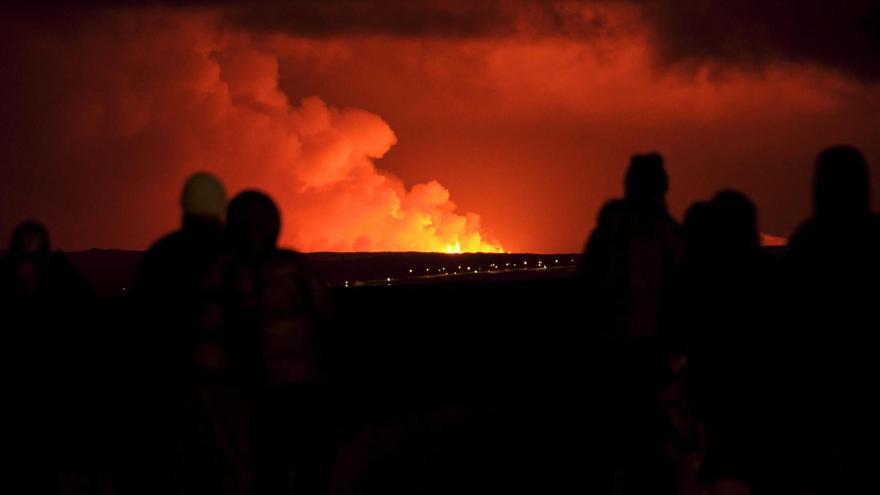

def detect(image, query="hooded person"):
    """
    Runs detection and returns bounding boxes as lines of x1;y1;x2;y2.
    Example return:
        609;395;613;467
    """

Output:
783;146;880;494
0;221;95;493
217;190;334;495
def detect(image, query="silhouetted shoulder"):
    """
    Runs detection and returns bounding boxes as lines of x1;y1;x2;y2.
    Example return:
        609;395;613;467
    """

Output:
132;231;186;292
787;219;818;250
596;199;628;225
790;213;880;252
137;230;187;266
147;230;187;253
583;199;629;256
48;251;95;298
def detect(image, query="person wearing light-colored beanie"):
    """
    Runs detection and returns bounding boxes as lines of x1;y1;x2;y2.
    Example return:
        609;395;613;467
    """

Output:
181;172;227;222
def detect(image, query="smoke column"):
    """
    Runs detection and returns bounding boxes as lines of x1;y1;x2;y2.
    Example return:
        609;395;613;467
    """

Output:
0;10;502;253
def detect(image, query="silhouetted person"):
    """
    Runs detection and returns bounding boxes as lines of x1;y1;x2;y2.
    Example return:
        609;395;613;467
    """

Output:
132;172;227;359
197;191;334;495
0;221;92;300
784;146;880;494
661;191;779;493
0;221;95;492
133;171;227;307
127;172;228;494
579;153;683;494
581;152;683;338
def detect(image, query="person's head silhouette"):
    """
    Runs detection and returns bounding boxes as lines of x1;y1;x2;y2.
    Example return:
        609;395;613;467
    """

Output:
709;189;759;250
9;221;50;261
7;221;51;295
181;172;227;225
226;190;281;257
813;146;870;220
625;153;668;207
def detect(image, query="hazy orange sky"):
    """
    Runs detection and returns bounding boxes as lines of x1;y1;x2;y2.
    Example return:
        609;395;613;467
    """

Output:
2;1;879;253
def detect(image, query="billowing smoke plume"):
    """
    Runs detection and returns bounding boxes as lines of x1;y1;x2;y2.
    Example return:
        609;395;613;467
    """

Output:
0;10;502;252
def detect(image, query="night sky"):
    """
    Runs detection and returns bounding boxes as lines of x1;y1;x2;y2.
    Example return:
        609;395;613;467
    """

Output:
2;1;879;253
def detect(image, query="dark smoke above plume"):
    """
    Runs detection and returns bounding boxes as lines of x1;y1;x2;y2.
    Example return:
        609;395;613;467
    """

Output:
11;1;880;80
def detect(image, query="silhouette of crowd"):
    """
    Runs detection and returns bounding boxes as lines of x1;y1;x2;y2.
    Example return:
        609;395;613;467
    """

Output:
1;145;878;495
2;176;333;494
578;145;880;495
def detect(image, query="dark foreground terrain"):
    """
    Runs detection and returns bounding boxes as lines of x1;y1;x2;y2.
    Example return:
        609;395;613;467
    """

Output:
70;251;605;492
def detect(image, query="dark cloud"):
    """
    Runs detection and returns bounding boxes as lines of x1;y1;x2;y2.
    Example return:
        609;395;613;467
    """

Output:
635;0;880;81
6;1;614;39
219;0;611;39
225;1;519;38
223;0;880;81
7;1;879;79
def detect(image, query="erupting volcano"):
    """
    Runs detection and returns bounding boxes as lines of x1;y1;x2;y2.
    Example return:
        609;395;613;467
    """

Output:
0;11;503;253
2;3;878;253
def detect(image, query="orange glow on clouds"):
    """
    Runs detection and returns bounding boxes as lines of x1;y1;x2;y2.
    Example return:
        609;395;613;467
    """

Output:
189;32;503;253
3;11;502;253
1;5;878;253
